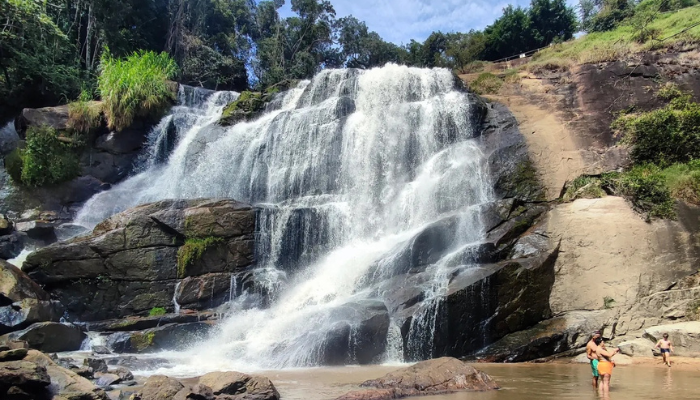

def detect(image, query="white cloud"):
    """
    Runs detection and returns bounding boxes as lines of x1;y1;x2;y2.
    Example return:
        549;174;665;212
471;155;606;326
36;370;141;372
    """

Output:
279;0;579;45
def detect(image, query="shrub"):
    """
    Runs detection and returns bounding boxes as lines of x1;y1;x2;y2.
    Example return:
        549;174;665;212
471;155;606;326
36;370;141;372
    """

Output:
563;175;606;202
68;89;103;134
469;73;503;95
149;307;167;317
660;160;700;204
4;148;24;183
603;165;676;219
526;59;573;74
20;125;82;187
98;50;178;131
613;95;700;166
177;237;224;278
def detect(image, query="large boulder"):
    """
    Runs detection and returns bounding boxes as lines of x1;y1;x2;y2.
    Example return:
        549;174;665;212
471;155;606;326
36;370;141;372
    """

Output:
0;298;64;335
0;232;23;260
336;357;498;400
0;259;48;304
643;322;700;357
198;371;280;400
0;322;85;353
107;322;212;353
24;350;108;400
0;360;51;400
23;199;256;321
136;375;184;400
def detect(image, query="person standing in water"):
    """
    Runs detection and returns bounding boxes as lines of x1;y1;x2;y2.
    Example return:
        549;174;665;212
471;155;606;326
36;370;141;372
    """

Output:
595;337;620;394
586;331;602;388
655;333;674;367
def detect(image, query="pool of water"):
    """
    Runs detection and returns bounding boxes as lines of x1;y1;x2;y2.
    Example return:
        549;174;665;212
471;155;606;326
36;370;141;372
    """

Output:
262;363;698;400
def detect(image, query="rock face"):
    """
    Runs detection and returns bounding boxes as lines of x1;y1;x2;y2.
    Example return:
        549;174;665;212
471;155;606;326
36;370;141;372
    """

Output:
336;357;498;400
107;322;212;353
644;322;700;357
23;199;256;321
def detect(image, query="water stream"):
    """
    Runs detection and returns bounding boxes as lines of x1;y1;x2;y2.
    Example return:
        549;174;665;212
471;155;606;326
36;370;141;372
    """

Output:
75;64;493;370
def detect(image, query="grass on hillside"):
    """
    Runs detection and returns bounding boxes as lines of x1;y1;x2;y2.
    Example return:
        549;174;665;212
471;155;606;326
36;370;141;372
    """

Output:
531;4;700;67
98;50;178;131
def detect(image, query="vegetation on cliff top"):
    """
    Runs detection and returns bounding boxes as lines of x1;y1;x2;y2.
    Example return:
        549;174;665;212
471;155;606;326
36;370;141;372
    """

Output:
98;51;178;131
565;84;700;220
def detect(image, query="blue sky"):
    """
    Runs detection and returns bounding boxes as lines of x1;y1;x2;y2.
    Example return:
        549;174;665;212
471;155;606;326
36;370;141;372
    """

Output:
279;0;580;45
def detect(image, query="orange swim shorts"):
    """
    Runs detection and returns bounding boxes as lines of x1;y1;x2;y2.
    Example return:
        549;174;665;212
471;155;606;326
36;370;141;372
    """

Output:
598;361;614;375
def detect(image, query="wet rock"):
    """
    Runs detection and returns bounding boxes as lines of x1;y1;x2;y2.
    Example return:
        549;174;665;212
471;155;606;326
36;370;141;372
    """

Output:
71;366;94;379
0;322;86;353
0;123;20;155
0;259;48;303
0;299;64;335
173;383;214;400
95;373;122;388
14;221;56;243
86;313;207;332
106;356;172;371
0;215;13;236
110;366;133;382
0;232;23;260
319;300;390;365
0;348;27;361
24;350;107;400
336;357;498;400
92;345;111;355
24;199;256;321
476;310;612;362
84;358;108;373
108;323;212;353
137;375;184;400
0;360;51;399
644;322;700;357
198;371;280;400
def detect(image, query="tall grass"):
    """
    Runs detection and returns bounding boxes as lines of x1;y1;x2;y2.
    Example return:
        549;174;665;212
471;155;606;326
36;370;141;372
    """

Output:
98;50;178;131
68;89;103;134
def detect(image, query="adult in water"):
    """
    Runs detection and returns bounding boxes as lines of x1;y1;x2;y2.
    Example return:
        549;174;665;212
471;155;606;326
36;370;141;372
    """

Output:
595;337;620;394
586;331;602;388
655;333;674;367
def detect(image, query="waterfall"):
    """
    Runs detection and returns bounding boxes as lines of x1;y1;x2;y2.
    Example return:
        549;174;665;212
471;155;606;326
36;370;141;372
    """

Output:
75;64;494;372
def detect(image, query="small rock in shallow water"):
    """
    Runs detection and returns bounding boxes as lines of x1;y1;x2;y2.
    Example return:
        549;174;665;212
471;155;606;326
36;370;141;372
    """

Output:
85;357;109;373
92;345;111;355
110;366;133;381
95;372;122;387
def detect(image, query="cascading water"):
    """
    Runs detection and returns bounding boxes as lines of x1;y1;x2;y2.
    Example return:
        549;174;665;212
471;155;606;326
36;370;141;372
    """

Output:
75;64;494;373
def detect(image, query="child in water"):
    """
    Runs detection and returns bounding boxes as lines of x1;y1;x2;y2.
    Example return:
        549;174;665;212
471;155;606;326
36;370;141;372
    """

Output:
655;333;674;367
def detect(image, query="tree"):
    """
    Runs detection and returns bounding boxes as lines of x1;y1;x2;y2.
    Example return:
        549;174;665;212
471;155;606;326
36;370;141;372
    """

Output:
483;6;536;60
529;0;578;46
444;31;487;71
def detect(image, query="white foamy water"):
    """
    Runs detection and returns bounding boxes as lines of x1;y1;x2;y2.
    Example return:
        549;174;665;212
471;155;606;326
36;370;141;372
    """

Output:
75;64;494;373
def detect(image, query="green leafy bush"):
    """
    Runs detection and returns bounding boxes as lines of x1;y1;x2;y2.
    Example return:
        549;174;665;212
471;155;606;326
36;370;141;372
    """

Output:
149;307;167;317
613;94;700;166
4;148;24;183
177;237;224;278
469;73;503;95
98;50;178;131
563;175;606;202
18;126;82;187
660;160;700;204
603;165;676;220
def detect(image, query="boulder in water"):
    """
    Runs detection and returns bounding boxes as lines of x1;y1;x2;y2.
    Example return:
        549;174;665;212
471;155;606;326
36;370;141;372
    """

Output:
107;322;212;353
24;199;256;321
335;357;498;400
136;375;184;400
0;233;23;260
0;360;51;399
0;322;85;353
24;350;108;400
0;298;65;335
198;371;280;400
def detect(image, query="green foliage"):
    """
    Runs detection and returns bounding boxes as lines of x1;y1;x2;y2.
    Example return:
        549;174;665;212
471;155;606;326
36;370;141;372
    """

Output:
98;50;178;131
132;331;156;352
177;237;224;278
19;125;82;187
659;161;700;204
613;92;700;166
603;296;616;309
148;307;167;317
4;149;24;184
469;73;503;95
603;166;676;220
563;175;606;202
220;91;268;126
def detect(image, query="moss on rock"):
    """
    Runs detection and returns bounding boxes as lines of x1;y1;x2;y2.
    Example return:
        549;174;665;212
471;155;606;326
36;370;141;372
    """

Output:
176;237;224;278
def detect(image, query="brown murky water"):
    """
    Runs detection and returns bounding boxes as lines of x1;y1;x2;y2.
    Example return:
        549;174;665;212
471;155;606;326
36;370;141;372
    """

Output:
264;363;699;400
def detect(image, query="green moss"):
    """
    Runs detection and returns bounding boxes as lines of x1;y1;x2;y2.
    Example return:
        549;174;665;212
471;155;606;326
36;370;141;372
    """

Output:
132;331;156;352
510;160;546;202
17;125;82;187
219;91;266;126
177;236;224;278
469;72;503;95
148;307;166;317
